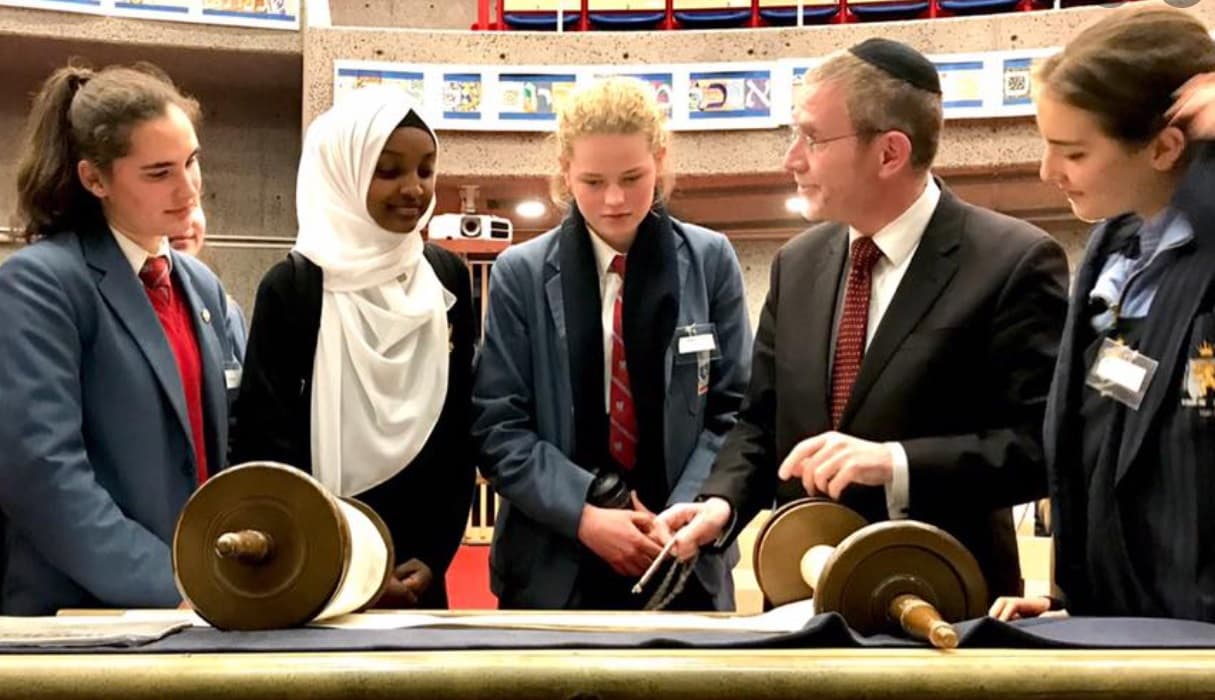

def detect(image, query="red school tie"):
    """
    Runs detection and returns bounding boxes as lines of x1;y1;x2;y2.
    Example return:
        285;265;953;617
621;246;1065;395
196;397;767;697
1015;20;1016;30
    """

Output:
608;254;637;470
829;236;884;429
139;255;172;303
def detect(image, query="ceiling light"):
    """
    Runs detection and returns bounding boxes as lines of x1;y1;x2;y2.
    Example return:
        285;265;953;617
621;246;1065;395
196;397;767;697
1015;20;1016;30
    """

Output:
515;200;547;219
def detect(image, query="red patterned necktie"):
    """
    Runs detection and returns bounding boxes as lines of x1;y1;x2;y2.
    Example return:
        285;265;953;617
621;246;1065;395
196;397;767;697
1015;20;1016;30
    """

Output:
139;255;172;303
608;254;637;470
830;236;884;429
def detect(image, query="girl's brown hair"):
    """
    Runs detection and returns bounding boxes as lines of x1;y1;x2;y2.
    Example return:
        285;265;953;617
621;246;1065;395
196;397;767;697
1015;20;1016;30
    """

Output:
16;61;200;241
1036;6;1215;146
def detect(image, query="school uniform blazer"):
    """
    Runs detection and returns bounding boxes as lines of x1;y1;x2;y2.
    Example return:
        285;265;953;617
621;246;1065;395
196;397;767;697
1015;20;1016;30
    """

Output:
0;225;232;615
472;217;753;610
700;187;1069;599
1045;143;1215;620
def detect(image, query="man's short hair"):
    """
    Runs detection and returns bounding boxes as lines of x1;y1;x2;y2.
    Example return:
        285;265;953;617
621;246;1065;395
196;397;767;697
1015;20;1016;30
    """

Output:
803;49;943;171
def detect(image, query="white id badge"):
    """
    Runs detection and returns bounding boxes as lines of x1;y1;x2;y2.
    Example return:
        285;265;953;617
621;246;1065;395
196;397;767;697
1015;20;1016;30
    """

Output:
224;365;243;391
1085;338;1158;410
675;323;720;364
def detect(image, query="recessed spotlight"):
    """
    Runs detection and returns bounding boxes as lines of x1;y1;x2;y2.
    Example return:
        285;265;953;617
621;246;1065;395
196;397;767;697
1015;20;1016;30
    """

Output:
515;200;547;219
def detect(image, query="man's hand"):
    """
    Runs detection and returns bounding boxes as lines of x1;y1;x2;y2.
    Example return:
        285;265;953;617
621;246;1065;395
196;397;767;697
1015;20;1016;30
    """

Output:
777;431;895;500
577;504;663;577
375;558;434;609
630;491;671;546
655;497;732;562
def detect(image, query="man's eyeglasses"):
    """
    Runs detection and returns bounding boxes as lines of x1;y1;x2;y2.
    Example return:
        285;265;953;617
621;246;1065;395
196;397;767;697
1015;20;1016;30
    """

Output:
789;128;880;152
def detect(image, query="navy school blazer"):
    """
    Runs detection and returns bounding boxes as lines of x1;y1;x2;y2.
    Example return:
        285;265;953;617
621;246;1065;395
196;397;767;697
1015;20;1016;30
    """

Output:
0;224;232;615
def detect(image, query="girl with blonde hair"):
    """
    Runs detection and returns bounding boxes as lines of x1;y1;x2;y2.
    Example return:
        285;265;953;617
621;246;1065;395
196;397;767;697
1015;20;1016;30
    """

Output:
473;77;753;610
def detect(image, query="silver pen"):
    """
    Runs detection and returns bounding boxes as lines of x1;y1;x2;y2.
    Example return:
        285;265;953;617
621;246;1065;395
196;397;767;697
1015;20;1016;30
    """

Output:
632;537;677;595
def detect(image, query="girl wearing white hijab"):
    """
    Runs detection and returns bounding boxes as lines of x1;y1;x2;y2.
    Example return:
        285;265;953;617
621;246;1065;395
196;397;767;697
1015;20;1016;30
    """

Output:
231;87;476;609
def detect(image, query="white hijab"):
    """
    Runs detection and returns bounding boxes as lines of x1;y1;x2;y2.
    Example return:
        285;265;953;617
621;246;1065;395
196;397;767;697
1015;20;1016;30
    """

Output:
293;87;453;497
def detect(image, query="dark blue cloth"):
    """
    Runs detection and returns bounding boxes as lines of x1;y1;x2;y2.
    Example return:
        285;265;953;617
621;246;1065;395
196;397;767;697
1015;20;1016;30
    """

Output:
11;614;1215;653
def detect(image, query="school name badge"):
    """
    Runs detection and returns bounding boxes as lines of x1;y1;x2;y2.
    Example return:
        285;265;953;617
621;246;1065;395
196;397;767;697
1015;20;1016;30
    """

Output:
1181;340;1215;417
1085;338;1158;411
676;323;719;397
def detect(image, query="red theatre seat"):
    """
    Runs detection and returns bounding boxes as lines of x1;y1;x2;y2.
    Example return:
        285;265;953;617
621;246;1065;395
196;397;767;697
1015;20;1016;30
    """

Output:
757;0;840;24
587;0;667;29
848;0;931;21
937;0;1023;14
672;1;753;28
502;0;583;29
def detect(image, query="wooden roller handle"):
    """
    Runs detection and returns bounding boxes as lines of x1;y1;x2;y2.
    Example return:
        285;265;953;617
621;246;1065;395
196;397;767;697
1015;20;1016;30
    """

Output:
215;530;274;564
888;593;959;650
799;545;836;595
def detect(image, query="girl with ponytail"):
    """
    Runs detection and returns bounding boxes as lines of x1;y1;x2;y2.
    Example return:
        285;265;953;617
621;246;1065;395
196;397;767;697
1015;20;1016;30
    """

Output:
0;62;236;614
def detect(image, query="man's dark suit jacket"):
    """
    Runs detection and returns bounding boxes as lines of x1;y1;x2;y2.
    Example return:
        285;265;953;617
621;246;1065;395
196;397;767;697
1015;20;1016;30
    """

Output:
700;186;1069;598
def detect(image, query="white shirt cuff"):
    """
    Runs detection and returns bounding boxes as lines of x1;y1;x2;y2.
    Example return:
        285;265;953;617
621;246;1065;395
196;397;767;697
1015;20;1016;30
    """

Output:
884;442;910;520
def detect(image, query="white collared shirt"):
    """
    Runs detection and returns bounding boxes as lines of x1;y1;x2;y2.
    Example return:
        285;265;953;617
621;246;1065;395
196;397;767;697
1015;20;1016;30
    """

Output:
845;175;940;349
588;229;625;414
842;175;940;520
109;226;172;277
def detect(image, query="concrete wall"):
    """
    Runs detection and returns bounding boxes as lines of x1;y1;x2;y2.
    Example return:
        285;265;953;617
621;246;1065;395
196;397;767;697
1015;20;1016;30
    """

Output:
0;1;1202;317
329;0;480;29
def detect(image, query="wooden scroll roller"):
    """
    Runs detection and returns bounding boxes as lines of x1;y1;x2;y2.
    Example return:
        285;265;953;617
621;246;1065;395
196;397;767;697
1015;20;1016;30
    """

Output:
172;462;394;630
753;498;988;649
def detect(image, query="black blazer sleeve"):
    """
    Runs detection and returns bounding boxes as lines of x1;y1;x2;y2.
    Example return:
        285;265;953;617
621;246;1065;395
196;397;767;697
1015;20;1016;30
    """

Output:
228;256;320;472
697;244;784;543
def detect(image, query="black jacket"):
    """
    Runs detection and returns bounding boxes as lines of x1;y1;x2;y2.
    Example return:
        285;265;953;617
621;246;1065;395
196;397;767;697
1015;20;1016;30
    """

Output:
230;243;477;609
701;186;1069;600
